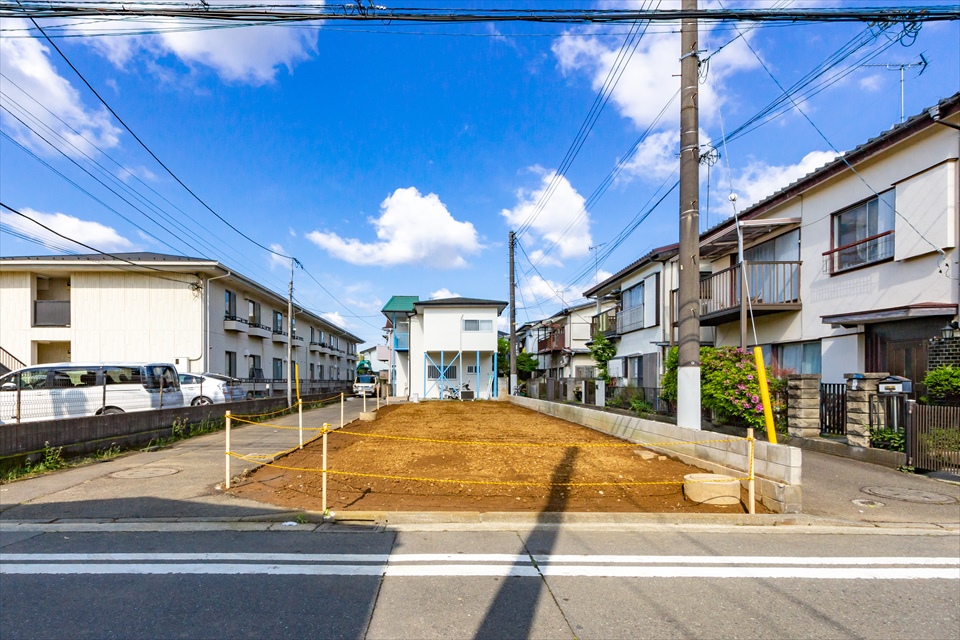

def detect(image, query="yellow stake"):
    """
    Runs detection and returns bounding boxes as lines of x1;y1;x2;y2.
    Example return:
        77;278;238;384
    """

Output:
753;346;777;445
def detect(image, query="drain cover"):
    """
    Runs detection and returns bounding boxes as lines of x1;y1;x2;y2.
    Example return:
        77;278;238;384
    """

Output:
111;467;180;479
860;486;957;505
852;499;884;508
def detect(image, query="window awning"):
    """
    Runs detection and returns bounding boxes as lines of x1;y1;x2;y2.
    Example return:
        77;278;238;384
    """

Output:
700;218;800;260
822;303;957;328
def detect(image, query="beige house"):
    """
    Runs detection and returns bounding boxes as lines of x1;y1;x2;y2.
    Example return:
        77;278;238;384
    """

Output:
696;93;959;393
0;253;360;394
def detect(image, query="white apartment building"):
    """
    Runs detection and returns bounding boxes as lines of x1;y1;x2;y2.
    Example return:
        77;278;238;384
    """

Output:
0;254;361;393
382;296;507;400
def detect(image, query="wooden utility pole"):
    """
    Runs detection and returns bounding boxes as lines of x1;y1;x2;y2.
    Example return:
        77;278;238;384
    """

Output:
509;230;517;395
677;0;702;430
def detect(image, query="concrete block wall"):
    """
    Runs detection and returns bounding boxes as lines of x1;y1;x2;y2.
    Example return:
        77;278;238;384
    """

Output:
509;395;802;514
787;374;821;438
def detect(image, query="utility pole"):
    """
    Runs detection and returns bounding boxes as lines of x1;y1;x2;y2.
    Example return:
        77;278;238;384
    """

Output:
677;0;702;430
508;230;517;396
287;259;294;407
590;243;605;314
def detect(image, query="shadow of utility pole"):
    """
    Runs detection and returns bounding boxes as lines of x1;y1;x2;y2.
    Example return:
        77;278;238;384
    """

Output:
473;447;578;640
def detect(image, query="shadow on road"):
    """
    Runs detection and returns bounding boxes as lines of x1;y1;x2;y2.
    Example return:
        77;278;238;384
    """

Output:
473;447;578;639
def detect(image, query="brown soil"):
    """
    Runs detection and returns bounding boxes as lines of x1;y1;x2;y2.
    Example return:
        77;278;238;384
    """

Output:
231;401;759;514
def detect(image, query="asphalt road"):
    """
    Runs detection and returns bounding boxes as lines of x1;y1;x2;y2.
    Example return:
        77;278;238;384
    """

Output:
2;526;957;640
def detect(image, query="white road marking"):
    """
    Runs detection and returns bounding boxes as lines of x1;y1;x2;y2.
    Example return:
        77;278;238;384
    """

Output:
0;563;956;579
2;553;957;565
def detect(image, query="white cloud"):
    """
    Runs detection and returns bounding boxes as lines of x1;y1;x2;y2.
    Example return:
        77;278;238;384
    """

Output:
68;4;321;85
430;288;461;300
322;311;347;328
0;24;121;157
306;187;482;268
1;207;135;252
501;168;592;264
268;243;293;271
731;150;838;210
859;74;883;92
519;274;579;309
552;13;759;180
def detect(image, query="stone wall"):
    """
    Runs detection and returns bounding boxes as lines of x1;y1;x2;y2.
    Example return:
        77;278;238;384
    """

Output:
508;395;802;514
844;372;888;447
786;374;821;438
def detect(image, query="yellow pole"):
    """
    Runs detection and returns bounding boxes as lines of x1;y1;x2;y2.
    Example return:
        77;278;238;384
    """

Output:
752;346;777;445
747;427;756;515
225;410;232;490
296;364;303;448
322;423;330;513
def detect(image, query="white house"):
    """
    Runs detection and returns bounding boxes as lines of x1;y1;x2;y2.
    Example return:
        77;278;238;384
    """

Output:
583;244;683;390
382;296;507;400
695;93;959;394
0;253;361;396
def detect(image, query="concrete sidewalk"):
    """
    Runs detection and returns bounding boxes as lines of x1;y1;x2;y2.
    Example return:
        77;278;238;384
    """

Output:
0;399;957;530
0;397;366;522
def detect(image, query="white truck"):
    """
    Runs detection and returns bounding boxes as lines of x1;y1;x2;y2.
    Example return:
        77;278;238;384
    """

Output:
352;359;379;397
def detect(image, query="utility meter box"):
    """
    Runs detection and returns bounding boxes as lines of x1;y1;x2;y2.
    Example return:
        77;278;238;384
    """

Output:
878;375;912;395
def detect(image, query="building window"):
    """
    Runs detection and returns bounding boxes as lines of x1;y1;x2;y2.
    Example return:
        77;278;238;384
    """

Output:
318;364;324;380
272;358;283;380
225;290;237;319
225;351;237;377
428;365;458;380
466;364;479;375
463;319;493;332
273;310;284;332
248;300;261;325
309;363;315;380
768;341;821;375
249;355;262;379
619;282;645;333
826;191;895;274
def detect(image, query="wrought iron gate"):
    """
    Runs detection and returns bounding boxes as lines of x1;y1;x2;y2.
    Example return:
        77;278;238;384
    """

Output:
819;383;846;436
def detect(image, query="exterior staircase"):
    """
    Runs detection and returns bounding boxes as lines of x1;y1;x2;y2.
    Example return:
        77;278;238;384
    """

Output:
0;347;25;376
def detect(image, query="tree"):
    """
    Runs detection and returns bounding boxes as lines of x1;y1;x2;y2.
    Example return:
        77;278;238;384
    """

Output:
497;337;510;376
588;333;618;382
516;351;539;379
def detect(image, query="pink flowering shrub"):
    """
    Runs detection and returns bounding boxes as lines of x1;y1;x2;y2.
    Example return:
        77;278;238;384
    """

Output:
662;346;779;429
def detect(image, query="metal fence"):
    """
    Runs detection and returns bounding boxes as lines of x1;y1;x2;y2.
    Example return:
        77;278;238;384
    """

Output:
906;402;960;474
819;383;846;436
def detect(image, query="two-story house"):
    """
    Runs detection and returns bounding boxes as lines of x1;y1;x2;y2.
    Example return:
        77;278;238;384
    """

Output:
0;253;361;395
696;93;959;394
533;300;610;380
583;244;681;391
382;296;507;400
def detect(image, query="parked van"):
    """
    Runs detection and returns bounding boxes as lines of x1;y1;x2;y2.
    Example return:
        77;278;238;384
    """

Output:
0;363;182;424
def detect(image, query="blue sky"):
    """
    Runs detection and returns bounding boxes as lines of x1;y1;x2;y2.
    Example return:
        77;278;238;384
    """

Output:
1;1;958;346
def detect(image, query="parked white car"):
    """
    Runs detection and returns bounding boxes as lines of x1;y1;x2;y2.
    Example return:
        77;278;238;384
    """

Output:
178;373;245;406
0;362;182;424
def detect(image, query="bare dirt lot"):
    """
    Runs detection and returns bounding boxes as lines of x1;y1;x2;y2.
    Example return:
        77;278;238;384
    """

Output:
232;401;756;513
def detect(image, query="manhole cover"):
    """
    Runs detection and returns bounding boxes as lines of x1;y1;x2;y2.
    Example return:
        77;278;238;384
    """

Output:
111;467;180;479
852;499;884;508
860;486;957;505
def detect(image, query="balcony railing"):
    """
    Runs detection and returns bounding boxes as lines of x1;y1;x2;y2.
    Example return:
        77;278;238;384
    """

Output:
537;331;565;353
33;300;70;327
699;261;801;324
616;306;645;334
394;332;409;350
822;230;894;275
590;309;618;338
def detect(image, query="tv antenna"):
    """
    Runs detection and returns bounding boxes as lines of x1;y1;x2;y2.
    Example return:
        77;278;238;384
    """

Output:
862;54;929;124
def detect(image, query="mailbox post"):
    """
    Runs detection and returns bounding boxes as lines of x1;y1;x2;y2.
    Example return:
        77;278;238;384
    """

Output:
875;375;912;433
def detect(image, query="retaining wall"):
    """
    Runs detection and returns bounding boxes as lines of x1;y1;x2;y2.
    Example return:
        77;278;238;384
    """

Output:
508;395;802;514
0;392;343;465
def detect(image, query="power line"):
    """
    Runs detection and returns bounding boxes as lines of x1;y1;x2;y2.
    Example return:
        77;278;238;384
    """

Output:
0;201;199;286
20;12;296;262
4;4;957;24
